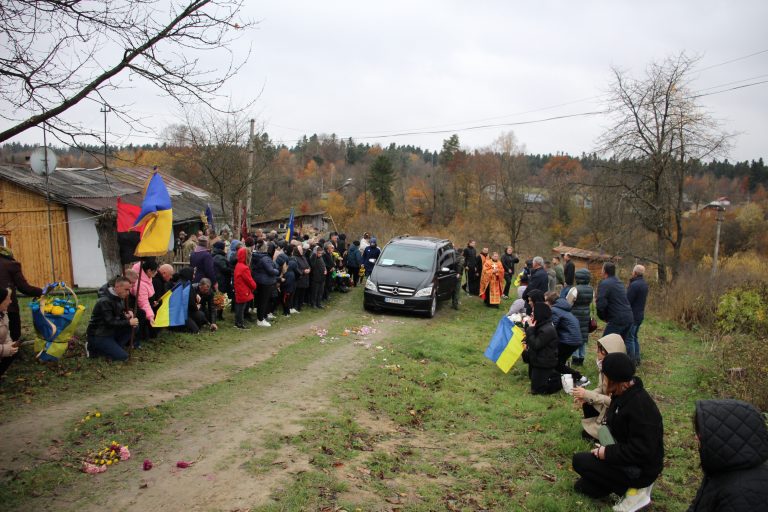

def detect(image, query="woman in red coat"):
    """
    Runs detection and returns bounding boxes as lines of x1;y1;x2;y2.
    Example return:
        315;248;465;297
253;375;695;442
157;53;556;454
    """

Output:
233;247;256;329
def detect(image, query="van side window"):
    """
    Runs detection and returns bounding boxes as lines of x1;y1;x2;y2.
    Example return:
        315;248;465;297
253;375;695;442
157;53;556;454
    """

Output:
439;248;455;270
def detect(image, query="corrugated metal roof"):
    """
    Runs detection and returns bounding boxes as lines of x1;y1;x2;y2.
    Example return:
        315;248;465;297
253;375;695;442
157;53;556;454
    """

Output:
552;245;619;261
0;164;219;221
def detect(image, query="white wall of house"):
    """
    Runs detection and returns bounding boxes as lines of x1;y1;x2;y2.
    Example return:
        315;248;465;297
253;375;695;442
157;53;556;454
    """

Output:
67;206;108;288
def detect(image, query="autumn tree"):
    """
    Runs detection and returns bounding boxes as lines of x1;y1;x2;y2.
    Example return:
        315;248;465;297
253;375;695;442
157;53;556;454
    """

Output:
368;155;395;214
597;53;730;282
0;0;251;146
540;156;586;226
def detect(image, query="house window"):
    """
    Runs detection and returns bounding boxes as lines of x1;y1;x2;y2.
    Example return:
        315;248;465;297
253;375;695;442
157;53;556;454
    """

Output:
0;234;8;248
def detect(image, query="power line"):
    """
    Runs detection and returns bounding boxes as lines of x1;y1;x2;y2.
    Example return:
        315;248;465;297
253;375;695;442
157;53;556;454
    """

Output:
698;48;768;72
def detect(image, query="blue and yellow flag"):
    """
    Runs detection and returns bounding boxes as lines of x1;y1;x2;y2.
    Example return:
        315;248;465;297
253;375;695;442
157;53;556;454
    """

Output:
484;316;525;373
133;171;173;256
153;282;190;327
285;207;295;242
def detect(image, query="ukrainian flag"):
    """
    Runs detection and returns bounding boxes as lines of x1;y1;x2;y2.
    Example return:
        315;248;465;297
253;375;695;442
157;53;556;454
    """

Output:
484;316;525;373
285;207;295;242
133;171;173;256
153;282;190;327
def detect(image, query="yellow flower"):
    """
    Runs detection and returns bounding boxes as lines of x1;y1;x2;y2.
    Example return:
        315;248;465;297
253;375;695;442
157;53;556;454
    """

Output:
106;460;113;466
95;412;101;418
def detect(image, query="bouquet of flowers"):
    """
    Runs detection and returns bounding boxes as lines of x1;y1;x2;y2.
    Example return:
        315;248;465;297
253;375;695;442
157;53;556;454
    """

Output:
81;440;131;474
212;292;230;311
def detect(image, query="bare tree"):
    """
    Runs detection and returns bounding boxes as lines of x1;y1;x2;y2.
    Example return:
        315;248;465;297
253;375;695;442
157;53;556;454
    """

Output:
596;53;730;282
490;131;530;249
0;0;251;144
172;109;258;228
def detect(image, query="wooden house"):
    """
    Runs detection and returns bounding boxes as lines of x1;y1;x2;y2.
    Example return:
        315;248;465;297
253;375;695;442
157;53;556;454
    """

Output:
0;164;220;289
552;244;620;281
250;211;329;236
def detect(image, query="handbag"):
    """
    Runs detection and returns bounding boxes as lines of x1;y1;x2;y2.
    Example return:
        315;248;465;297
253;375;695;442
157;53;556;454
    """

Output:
597;425;616;446
588;317;598;333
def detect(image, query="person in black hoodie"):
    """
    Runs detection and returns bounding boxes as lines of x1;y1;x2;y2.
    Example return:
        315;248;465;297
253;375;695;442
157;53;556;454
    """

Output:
687;399;768;512
523;301;561;395
572;352;664;511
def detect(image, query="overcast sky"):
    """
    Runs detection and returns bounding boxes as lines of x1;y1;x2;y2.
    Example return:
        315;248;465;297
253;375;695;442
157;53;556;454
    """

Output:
6;1;768;161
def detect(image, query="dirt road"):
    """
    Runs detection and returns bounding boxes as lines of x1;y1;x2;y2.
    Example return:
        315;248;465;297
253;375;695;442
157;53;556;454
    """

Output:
3;293;417;511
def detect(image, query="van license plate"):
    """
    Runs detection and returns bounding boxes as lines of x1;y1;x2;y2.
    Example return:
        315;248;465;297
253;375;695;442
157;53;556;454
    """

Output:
385;297;405;304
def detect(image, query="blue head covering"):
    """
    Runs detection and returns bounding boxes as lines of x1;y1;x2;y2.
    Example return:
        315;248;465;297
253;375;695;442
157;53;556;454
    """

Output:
228;239;241;258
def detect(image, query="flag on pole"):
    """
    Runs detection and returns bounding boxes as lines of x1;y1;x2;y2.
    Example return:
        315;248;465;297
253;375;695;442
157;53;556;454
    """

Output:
153;282;190;327
285;207;295;242
116;197;143;264
205;204;215;232
240;205;248;239
484;316;525;373
133;171;173;257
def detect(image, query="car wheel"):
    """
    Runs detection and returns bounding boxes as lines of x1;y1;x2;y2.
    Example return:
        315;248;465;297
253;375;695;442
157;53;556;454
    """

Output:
427;295;437;318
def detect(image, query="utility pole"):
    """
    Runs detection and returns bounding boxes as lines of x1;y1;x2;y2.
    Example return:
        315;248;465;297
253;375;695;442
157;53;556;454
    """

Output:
246;118;255;228
712;206;724;276
100;103;111;169
42;124;56;282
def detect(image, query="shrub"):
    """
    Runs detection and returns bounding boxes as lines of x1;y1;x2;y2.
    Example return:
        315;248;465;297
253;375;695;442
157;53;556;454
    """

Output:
716;288;768;335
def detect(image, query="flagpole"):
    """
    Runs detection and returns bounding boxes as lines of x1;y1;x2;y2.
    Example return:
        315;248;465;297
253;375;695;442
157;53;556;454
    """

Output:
128;260;142;358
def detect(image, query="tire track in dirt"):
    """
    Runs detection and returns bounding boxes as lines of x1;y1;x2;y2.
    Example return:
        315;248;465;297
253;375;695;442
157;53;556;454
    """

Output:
44;316;413;512
0;309;348;473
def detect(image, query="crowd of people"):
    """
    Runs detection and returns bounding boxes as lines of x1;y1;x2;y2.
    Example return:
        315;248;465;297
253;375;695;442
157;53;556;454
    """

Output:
83;228;378;361
474;245;767;511
0;231;765;510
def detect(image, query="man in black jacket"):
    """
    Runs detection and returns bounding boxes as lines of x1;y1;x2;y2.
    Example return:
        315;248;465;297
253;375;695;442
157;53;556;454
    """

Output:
463;241;479;295
596;262;635;341
501;246;519;299
522;256;548;314
563;252;575;287
187;278;217;333
86;276;138;361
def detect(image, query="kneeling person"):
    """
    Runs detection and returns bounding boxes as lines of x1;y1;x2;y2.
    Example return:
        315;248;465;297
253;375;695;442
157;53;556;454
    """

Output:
86;276;138;361
187;278;217;333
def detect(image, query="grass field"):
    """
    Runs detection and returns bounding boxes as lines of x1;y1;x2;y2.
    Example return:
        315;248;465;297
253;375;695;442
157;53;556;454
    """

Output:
0;288;718;511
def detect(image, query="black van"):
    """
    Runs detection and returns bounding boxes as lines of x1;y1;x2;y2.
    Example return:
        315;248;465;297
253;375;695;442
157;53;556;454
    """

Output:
363;236;459;317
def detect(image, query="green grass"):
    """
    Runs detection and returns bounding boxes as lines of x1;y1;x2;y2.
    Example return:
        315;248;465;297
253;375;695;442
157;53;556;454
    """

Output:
261;297;719;511
0;289;722;511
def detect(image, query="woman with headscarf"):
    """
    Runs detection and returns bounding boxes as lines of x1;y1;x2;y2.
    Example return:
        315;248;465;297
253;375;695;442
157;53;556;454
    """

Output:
572;352;663;512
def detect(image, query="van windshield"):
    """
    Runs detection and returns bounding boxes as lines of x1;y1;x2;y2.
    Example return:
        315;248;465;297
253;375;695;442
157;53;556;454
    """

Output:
377;245;434;272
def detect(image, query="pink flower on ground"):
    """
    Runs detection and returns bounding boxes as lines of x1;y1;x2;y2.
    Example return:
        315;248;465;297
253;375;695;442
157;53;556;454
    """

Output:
119;446;131;461
143;459;153;470
81;462;107;474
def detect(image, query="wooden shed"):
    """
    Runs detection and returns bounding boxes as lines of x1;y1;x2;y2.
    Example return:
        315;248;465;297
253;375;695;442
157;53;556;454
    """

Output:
0;164;221;289
0;179;73;286
552;244;620;281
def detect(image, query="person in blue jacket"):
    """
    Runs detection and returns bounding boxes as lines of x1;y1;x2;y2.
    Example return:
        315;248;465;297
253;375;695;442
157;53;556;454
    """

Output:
546;291;590;387
596;262;634;340
626;264;649;366
345;240;363;286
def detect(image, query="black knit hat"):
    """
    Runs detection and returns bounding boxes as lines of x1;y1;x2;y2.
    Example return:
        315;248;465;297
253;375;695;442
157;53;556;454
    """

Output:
602;352;635;382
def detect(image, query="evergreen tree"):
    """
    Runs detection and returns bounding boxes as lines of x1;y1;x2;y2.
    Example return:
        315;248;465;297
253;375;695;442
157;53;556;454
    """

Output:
368;155;395;214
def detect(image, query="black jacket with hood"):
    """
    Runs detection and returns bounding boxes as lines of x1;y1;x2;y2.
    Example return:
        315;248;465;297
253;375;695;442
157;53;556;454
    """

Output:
572;268;594;343
687;399;768;512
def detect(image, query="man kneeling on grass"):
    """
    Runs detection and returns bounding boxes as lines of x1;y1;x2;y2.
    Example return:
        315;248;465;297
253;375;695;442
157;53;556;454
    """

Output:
572;352;663;512
85;276;139;361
